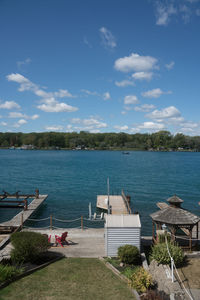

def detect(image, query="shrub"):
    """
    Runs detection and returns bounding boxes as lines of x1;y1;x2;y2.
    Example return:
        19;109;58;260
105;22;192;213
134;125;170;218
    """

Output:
11;231;50;264
118;245;140;265
0;264;23;283
122;266;139;279
150;242;184;267
129;267;154;293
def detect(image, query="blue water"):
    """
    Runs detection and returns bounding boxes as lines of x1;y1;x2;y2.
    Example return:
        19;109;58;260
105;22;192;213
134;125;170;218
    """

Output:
0;150;200;235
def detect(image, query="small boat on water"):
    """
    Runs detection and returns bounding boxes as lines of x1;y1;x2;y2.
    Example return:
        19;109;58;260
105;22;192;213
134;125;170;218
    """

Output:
122;151;130;155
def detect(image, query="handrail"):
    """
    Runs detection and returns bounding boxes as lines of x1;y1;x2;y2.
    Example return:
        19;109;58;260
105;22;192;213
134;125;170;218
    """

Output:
121;190;132;214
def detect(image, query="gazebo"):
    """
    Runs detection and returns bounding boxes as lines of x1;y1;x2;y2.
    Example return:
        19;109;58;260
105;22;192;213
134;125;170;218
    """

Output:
150;195;200;251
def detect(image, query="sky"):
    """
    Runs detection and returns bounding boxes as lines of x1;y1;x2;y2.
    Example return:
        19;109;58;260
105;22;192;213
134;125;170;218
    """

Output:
0;0;200;135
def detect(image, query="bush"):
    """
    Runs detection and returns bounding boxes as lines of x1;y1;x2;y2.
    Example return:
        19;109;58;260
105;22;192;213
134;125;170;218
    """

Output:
129;267;154;293
150;242;184;267
122;266;139;279
118;244;140;265
11;231;50;264
0;264;23;283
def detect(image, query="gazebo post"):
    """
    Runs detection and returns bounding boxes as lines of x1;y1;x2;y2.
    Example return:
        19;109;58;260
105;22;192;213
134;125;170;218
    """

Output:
152;221;155;242
171;227;175;243
189;226;192;251
196;223;199;246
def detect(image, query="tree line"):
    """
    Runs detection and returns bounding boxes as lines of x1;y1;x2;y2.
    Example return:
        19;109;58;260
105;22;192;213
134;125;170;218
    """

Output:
0;131;200;151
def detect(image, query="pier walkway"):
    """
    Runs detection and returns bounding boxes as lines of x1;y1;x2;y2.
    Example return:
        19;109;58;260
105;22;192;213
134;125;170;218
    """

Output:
0;194;48;229
96;191;131;215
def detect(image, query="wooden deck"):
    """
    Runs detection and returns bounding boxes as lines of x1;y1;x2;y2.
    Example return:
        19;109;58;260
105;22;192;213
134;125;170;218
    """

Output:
96;195;129;214
0;195;48;228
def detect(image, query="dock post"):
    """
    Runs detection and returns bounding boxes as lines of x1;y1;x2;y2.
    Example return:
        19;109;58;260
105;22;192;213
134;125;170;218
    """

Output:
21;213;23;229
35;189;39;199
50;215;52;230
81;216;83;230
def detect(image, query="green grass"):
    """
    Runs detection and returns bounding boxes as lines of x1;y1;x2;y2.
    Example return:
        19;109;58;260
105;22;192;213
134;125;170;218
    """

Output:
0;258;135;300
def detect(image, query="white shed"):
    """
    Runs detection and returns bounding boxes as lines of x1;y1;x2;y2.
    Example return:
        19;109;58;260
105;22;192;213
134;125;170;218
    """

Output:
105;214;141;257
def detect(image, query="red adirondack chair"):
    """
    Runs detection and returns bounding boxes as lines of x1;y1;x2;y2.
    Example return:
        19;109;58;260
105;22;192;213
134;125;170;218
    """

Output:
55;232;68;247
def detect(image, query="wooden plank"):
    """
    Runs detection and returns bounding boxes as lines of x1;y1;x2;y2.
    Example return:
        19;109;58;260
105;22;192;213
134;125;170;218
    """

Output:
0;195;48;228
97;195;129;215
156;202;168;210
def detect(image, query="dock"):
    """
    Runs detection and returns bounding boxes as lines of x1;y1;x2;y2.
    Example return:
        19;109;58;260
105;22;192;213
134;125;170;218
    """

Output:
96;191;131;215
0;194;48;230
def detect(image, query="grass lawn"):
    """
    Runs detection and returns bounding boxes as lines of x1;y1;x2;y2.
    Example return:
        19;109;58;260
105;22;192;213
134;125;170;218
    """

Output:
178;258;200;289
0;258;135;300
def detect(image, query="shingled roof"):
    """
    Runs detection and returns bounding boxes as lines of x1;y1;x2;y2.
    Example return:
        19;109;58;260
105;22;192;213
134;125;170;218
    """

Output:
167;195;183;204
150;206;200;225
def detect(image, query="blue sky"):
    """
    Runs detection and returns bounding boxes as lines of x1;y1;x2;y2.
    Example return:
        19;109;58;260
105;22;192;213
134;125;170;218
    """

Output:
0;0;200;135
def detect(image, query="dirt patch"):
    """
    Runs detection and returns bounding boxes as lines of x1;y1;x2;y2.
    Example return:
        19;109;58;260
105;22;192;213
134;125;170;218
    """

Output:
178;258;200;289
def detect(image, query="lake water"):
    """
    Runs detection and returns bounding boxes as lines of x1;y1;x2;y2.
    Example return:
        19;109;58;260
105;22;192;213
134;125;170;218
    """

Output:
0;149;200;235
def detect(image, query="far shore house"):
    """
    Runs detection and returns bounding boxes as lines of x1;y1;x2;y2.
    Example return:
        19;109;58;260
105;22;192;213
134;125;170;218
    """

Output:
150;195;200;251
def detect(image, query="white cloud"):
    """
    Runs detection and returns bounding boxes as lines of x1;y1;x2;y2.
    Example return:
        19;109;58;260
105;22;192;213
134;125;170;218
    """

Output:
115;80;135;87
7;73;78;113
45;125;64;131
81;89;99;96
0;101;20;109
71;117;107;132
8;112;25;118
165;61;175;70
196;8;200;16
37;102;78;113
13;119;27;128
114;125;129;131
139;122;165;130
142;88;172;98
147;106;181;120
103;92;111;100
31;114;39;120
17;58;31;69
66;124;73;132
99;27;116;49
124;95;139;105
18;119;27;125
54;89;74;98
8;112;39;120
180;5;192;23
114;53;158;73
0;121;7;126
134;104;156;112
83;36;92;48
155;3;177;26
132;72;153;81
130;121;165;133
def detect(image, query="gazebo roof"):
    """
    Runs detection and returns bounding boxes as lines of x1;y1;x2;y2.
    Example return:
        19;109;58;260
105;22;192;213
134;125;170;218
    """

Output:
167;195;183;204
150;206;200;225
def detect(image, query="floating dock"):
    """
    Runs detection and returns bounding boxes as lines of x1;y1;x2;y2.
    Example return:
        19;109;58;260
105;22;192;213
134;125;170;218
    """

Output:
0;194;48;230
96;191;131;215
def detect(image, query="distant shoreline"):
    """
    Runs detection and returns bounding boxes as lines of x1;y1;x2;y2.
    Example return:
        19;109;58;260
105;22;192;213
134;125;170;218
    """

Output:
0;147;199;152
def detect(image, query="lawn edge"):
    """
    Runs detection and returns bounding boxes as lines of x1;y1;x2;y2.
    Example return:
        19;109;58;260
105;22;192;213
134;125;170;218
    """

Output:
99;257;140;300
0;253;64;290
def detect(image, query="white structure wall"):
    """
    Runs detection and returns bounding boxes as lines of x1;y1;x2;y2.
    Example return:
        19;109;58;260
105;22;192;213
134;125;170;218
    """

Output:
105;214;141;257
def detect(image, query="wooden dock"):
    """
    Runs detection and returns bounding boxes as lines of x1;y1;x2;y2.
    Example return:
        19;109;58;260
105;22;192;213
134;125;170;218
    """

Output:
97;192;131;215
0;194;48;229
